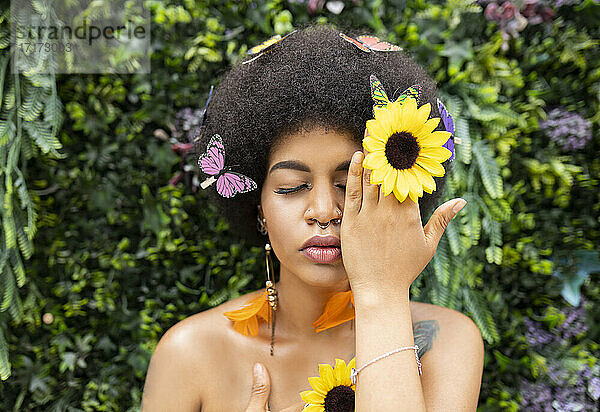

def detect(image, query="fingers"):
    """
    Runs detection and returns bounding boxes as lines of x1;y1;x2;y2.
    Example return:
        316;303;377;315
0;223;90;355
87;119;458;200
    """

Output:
362;147;380;206
423;198;467;253
245;363;271;412
379;180;422;225
344;151;364;216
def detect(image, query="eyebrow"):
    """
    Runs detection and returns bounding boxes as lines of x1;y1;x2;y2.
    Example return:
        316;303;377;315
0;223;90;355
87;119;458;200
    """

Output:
268;159;351;175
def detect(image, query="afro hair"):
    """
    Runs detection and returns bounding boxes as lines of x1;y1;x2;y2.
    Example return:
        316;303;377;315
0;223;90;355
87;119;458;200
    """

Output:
195;23;455;246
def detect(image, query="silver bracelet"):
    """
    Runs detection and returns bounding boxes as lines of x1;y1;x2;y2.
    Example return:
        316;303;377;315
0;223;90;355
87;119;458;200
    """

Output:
350;344;422;385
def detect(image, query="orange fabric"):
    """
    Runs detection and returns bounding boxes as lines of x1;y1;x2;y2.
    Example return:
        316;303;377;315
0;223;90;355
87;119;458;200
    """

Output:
223;289;355;335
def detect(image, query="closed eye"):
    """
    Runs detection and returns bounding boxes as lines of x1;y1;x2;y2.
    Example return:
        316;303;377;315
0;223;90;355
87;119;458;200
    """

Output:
274;183;346;195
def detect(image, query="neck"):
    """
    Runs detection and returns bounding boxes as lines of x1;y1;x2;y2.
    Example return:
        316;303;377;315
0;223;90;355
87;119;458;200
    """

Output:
272;263;354;342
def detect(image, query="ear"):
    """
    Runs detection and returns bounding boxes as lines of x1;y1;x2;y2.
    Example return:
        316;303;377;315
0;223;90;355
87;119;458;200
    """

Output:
257;204;268;231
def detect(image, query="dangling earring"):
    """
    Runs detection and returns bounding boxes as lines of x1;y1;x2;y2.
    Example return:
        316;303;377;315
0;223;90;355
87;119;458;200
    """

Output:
265;243;278;356
256;209;278;355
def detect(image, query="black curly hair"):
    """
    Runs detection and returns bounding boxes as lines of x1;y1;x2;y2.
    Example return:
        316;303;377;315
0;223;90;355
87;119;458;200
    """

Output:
195;23;454;246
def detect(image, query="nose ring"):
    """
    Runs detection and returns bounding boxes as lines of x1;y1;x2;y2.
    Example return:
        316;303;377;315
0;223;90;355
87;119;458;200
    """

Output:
311;210;342;230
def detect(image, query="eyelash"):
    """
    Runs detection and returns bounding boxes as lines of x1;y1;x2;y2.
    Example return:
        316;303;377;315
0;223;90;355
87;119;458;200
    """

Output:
275;183;346;195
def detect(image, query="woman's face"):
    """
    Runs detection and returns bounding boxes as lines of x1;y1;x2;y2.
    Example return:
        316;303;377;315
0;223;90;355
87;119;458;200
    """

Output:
260;126;361;286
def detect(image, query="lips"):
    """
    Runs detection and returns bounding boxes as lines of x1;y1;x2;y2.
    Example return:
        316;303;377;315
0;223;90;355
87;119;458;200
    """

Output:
301;246;342;263
300;235;342;264
300;235;341;250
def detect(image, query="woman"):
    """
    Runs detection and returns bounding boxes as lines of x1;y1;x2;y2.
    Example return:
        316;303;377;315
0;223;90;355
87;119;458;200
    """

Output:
141;24;484;411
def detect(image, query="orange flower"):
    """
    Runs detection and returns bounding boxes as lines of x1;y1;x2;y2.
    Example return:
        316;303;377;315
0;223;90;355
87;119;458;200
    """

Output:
312;290;355;333
223;290;272;336
224;289;356;335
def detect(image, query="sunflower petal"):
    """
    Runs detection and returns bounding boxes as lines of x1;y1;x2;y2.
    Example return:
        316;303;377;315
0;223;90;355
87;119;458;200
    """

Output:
419;146;452;162
393;170;410;202
318;363;335;389
418;130;452;147
308;376;329;396
412;163;436;193
362;135;386;153
382;167;397;196
301;390;325;404
370;162;391;184
366;119;389;142
413;117;440;138
406;168;423;198
363;151;388;169
416;157;445;177
408;189;419;203
401;97;417;126
385;100;402;132
333;359;348;385
347;357;356;371
378;108;396;136
414;103;431;127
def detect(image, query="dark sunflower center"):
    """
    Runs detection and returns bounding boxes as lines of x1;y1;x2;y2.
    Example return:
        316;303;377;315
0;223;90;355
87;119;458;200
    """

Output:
323;385;355;412
385;131;420;170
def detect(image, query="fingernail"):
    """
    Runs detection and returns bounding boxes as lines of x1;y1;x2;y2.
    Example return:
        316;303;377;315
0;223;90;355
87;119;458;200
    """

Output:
254;363;263;376
453;199;467;213
352;151;362;163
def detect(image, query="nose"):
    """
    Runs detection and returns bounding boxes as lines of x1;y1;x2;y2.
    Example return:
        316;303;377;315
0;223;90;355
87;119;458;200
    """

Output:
304;181;343;227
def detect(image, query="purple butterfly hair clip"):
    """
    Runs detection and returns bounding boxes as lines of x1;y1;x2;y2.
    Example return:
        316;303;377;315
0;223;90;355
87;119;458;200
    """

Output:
436;98;462;162
198;134;258;198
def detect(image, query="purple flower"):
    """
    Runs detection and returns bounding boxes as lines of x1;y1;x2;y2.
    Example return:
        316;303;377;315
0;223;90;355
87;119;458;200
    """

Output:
524;318;557;348
519;378;554;411
589;377;600;401
556;302;588;339
539;107;593;151
175;107;207;143
519;302;597;411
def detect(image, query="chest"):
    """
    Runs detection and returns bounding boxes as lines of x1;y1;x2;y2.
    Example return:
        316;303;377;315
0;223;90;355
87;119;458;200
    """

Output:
200;345;356;411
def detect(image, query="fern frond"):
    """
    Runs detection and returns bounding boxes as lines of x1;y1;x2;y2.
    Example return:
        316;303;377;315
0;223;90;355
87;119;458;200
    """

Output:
7;282;23;322
2;213;16;249
0;321;10;380
44;88;64;133
23;73;53;89
208;288;228;307
0;53;9;107
462;288;499;343
0;264;15;311
22;120;64;157
2;74;14;111
9;248;26;288
454;117;472;164
446;219;462;256
432;236;450;286
473;139;503;199
18;80;48;121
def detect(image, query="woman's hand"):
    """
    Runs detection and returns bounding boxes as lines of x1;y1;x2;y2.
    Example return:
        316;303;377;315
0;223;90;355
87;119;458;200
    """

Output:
245;363;306;412
340;147;466;301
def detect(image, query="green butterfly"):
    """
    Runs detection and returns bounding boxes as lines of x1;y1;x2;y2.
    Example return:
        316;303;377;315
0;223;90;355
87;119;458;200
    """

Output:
369;74;422;116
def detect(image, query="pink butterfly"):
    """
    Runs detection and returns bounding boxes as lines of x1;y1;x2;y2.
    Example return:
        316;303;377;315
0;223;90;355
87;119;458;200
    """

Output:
198;134;258;198
340;33;403;52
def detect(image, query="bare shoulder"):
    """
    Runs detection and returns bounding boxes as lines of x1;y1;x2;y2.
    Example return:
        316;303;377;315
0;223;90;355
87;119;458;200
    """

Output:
410;301;485;411
141;291;261;411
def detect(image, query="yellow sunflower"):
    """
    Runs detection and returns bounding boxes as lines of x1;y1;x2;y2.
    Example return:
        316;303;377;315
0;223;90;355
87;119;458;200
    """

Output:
300;357;356;411
362;96;453;203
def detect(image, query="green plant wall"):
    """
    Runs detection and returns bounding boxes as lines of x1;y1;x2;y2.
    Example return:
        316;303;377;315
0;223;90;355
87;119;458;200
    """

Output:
0;0;598;410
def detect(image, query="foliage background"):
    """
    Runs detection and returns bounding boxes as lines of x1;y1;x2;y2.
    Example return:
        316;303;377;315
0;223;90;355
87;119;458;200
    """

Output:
0;0;599;410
